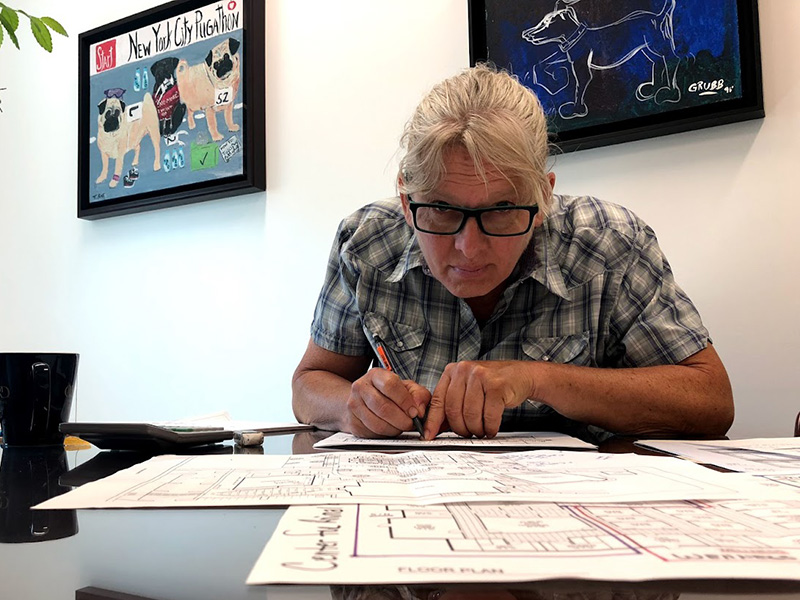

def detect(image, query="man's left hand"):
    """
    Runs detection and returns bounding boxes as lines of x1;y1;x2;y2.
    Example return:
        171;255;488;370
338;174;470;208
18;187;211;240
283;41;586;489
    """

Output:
424;360;534;439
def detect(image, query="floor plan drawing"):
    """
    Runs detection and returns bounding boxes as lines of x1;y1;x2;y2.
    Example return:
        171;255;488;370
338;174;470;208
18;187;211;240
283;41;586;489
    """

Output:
762;473;800;490
248;499;800;585
313;431;597;451
637;438;800;474
36;450;783;510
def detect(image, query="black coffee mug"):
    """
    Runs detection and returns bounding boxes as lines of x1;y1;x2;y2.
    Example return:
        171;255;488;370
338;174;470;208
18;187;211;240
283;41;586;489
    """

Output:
0;446;78;543
0;353;79;447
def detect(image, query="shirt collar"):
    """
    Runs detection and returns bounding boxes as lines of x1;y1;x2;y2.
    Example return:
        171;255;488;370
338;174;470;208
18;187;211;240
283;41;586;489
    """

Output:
386;233;427;283
529;218;570;300
503;217;570;301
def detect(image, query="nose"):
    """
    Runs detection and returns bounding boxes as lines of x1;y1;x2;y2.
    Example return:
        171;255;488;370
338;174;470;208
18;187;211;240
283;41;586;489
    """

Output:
453;215;489;258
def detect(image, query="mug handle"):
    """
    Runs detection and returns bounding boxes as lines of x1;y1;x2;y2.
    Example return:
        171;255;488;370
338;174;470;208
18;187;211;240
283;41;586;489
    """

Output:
30;456;51;537
30;362;52;435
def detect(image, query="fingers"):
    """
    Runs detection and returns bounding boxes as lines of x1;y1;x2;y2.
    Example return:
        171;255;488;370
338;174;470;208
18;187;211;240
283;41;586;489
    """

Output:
430;365;476;439
424;371;448;441
482;393;504;438
347;411;400;440
428;361;522;440
351;361;526;440
347;368;419;438
435;364;482;438
462;374;486;438
402;380;432;420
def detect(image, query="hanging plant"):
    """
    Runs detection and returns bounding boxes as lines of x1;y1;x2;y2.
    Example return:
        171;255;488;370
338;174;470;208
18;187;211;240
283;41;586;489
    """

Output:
0;3;67;52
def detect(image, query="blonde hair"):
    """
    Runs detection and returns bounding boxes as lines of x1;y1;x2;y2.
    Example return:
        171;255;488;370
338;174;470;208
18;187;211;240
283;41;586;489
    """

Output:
398;63;553;212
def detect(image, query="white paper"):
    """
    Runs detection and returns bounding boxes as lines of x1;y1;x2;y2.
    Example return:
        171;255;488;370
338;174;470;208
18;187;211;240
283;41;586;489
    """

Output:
314;431;596;451
36;450;795;510
248;498;800;585
637;437;800;474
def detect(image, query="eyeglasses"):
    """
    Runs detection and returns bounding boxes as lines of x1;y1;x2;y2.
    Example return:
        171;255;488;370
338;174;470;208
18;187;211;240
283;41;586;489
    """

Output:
407;197;538;237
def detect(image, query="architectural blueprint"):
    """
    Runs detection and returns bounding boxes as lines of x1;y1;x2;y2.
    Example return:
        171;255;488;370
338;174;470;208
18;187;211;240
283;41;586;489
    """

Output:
764;474;800;491
37;450;796;510
314;431;597;451
247;499;800;585
637;438;800;474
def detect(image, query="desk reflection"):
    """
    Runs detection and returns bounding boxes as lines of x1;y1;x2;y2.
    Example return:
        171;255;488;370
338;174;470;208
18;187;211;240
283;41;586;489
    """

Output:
0;446;77;543
293;429;335;454
331;585;680;600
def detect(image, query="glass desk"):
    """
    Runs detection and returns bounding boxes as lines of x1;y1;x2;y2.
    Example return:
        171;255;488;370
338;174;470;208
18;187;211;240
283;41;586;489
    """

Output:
1;432;799;600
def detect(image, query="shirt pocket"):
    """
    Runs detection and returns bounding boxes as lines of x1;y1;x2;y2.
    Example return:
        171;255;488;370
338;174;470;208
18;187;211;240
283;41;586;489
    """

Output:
362;312;427;379
521;331;593;366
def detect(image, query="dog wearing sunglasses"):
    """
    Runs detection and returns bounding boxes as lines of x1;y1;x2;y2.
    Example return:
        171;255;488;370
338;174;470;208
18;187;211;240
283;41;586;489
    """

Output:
175;37;241;141
95;89;161;188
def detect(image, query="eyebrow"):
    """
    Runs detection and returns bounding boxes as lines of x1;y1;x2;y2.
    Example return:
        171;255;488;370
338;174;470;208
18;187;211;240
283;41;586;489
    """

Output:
424;190;520;206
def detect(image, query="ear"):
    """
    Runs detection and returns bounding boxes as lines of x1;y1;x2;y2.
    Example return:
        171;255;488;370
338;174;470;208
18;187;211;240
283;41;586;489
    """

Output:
152;57;178;77
150;58;165;78
398;176;414;227
534;173;556;228
205;50;213;67
98;99;107;114
400;193;415;228
119;100;126;113
228;38;240;55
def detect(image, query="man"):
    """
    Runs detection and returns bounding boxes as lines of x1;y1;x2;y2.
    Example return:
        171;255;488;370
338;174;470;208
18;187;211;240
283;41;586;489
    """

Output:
292;64;733;442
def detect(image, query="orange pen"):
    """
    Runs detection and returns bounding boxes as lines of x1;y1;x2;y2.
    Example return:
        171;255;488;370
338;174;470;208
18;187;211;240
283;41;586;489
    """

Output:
375;340;425;438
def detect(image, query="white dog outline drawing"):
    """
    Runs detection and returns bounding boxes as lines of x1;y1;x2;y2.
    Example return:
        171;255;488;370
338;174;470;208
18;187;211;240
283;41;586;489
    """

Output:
522;0;681;120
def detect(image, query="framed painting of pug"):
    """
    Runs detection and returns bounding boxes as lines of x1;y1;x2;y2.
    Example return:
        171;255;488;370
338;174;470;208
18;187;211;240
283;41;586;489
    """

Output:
78;0;265;219
469;0;764;153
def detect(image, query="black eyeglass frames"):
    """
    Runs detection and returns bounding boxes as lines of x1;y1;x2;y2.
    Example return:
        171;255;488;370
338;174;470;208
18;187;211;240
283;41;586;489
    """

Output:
407;198;538;237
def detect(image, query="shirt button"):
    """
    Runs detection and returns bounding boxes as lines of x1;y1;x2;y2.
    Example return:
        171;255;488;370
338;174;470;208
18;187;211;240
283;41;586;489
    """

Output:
397;341;404;348
542;355;550;361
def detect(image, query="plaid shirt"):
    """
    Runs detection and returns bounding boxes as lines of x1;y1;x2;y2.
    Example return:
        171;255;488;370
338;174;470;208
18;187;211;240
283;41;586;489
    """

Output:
310;195;708;441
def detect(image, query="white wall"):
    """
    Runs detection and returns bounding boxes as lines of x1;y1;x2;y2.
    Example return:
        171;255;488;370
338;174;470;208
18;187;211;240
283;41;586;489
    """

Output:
0;0;796;438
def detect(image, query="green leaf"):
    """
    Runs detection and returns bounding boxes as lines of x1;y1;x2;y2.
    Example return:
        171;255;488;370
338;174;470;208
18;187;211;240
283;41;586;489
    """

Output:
0;11;19;49
0;23;4;49
29;16;52;52
0;6;18;31
40;16;67;36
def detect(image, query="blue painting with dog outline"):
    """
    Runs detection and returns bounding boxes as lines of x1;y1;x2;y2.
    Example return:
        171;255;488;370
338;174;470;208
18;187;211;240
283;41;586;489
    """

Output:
484;0;742;133
89;32;244;204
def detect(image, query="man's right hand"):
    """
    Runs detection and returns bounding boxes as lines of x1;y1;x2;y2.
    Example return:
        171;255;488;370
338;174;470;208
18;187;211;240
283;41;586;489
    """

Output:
345;368;432;438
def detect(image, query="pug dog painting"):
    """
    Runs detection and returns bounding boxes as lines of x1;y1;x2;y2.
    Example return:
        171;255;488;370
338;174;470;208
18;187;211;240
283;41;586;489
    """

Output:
176;37;241;141
96;88;161;188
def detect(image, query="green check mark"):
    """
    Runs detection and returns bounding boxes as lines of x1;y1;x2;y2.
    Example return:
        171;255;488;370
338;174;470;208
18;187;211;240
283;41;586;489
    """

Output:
190;142;219;171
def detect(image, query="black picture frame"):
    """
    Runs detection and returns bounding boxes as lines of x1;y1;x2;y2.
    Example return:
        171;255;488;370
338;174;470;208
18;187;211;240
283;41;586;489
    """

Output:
78;0;265;220
469;0;764;153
